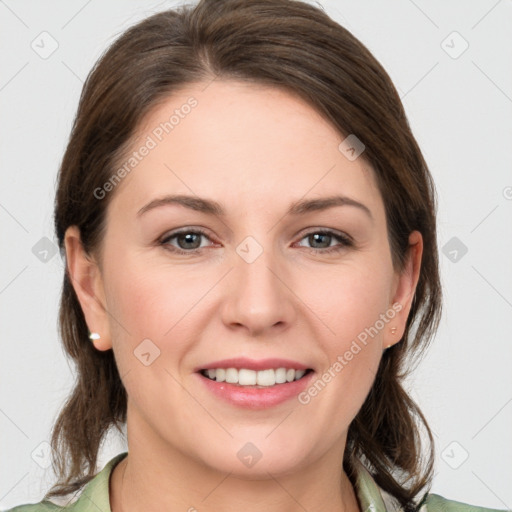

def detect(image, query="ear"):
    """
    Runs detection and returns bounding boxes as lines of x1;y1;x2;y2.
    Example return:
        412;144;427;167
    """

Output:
64;226;112;351
383;230;423;350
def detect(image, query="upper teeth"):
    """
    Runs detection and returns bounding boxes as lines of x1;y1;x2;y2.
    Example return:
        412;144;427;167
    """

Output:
203;368;307;387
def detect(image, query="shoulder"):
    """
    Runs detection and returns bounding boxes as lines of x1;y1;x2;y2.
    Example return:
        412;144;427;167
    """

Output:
3;496;89;512
351;458;507;512
423;493;508;512
4;452;128;512
3;502;63;512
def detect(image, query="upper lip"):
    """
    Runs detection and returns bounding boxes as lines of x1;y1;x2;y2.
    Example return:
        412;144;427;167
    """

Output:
195;357;312;372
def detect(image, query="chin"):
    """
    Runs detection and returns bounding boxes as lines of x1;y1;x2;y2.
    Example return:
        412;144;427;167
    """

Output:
192;435;312;478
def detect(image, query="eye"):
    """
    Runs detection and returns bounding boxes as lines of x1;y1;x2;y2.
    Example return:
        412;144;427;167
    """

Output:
159;227;353;256
160;228;214;254
295;229;353;254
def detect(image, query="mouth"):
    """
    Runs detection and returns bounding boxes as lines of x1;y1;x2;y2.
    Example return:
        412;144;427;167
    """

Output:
198;367;314;388
194;357;316;409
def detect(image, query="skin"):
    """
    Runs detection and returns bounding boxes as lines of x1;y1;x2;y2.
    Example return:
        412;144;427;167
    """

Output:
65;79;422;512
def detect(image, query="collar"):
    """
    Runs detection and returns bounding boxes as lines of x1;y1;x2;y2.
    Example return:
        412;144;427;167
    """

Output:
45;452;407;512
352;458;404;511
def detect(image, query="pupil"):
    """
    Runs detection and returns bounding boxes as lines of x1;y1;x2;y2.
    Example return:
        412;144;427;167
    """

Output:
310;233;330;248
179;233;200;249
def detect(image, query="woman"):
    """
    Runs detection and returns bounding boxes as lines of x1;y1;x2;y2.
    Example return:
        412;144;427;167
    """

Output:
6;0;506;511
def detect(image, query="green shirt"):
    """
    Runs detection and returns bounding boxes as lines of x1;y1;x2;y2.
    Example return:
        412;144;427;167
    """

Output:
5;452;507;512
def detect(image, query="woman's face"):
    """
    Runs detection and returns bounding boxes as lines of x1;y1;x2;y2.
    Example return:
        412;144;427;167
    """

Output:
68;80;421;477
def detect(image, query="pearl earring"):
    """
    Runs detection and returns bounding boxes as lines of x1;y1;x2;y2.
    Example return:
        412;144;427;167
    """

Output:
89;332;100;341
385;326;399;350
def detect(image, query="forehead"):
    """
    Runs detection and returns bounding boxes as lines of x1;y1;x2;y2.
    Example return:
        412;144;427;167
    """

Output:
107;79;384;222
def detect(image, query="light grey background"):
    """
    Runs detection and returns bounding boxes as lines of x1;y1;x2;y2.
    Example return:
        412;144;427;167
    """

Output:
1;0;511;509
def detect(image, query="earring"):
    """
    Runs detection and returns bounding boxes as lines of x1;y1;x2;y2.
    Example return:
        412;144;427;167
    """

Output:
89;332;100;341
390;326;397;335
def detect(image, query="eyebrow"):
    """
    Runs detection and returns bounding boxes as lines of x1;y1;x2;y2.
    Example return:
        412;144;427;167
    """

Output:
137;194;373;220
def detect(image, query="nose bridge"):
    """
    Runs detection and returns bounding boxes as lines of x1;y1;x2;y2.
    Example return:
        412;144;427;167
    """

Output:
221;236;295;335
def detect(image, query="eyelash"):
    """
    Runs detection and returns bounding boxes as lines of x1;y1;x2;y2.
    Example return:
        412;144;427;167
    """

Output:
159;227;353;255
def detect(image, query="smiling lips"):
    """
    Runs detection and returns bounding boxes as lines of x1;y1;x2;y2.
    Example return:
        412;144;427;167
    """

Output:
197;357;312;387
195;357;315;408
200;367;309;387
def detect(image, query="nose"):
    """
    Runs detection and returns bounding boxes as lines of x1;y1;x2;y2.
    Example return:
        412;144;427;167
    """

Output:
220;244;296;337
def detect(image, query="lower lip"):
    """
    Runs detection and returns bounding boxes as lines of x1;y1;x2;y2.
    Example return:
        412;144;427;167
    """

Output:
196;371;315;410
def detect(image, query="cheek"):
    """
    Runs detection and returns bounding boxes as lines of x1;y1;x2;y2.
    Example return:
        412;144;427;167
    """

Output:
103;251;219;359
298;262;392;404
303;260;394;346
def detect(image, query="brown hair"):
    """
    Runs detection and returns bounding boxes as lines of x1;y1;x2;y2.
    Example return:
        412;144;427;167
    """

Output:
49;0;442;510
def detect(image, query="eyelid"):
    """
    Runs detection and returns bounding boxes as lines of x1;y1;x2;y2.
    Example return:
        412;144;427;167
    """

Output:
293;228;353;254
297;227;353;244
159;226;215;247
